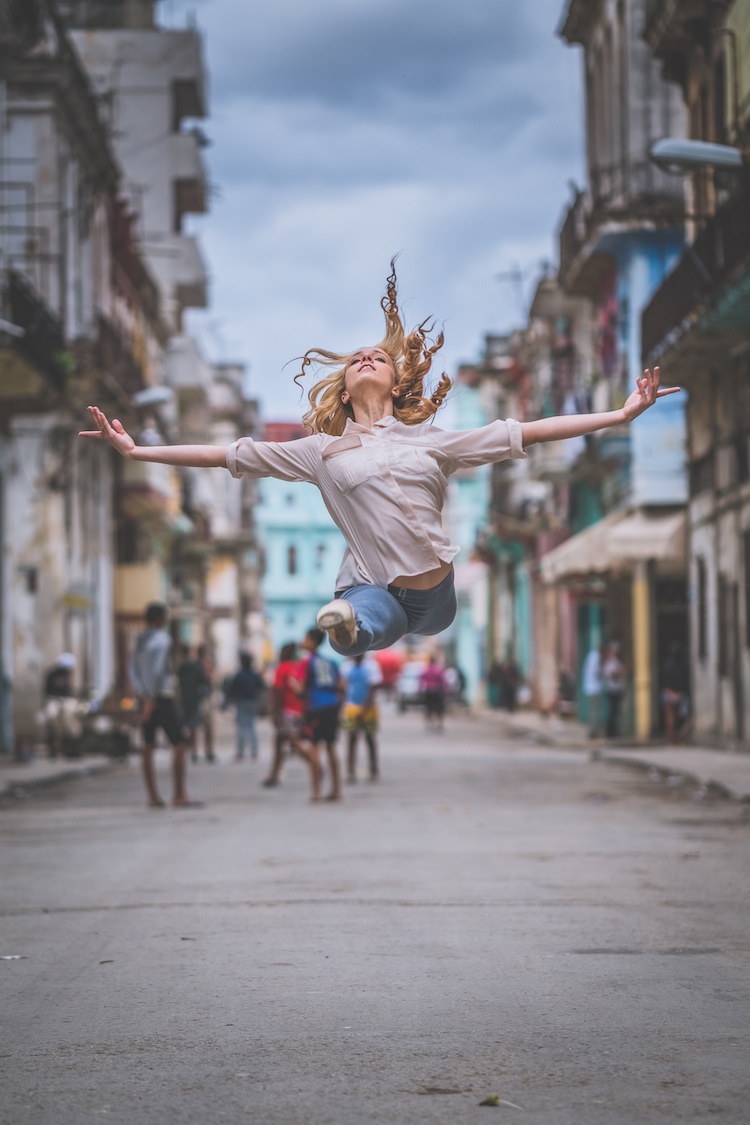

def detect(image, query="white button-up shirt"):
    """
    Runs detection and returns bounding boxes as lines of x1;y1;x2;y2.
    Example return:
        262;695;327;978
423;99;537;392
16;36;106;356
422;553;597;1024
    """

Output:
227;415;526;590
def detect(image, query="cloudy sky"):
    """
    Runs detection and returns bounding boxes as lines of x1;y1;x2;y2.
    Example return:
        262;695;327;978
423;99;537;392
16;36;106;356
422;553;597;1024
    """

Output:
160;0;584;421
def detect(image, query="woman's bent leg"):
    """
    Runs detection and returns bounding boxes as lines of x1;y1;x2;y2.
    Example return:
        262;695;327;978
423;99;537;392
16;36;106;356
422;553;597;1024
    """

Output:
328;585;409;656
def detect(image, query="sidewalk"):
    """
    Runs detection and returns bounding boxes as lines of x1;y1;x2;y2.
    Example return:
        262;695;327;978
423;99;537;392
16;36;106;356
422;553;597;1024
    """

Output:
489;707;750;801
0;753;113;802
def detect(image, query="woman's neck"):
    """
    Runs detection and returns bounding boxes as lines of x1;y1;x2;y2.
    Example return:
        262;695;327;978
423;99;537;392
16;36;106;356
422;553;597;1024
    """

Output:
350;394;394;430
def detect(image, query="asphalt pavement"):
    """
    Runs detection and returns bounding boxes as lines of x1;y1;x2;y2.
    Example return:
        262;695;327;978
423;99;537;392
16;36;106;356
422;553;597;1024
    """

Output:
1;706;749;1124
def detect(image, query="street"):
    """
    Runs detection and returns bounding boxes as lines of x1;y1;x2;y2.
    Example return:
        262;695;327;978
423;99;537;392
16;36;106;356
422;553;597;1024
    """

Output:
1;707;749;1125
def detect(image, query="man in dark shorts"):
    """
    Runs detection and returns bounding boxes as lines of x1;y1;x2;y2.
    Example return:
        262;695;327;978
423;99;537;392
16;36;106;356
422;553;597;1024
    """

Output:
129;603;197;808
300;627;343;801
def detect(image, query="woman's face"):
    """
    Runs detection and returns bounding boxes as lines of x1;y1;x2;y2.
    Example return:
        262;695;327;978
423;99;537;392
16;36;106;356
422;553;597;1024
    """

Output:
344;347;396;399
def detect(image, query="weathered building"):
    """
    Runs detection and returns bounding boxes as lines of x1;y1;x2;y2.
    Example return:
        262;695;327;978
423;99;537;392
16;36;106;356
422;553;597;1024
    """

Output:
642;0;750;748
540;0;691;737
0;0;167;744
62;0;259;684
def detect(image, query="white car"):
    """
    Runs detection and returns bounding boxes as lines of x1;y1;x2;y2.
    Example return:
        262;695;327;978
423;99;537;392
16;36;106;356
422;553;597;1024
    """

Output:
395;663;427;712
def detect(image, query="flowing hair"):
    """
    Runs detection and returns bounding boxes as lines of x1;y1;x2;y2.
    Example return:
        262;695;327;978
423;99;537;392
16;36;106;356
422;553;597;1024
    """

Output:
293;259;452;436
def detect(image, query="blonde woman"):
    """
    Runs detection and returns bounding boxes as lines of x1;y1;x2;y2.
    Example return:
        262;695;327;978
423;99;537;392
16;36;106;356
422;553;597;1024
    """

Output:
80;263;678;656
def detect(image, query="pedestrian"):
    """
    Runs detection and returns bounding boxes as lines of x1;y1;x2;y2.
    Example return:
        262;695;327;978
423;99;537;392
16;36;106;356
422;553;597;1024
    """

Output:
128;602;196;809
81;263;679;657
660;641;690;744
223;652;266;761
602;641;627;739
419;655;448;733
194;643;216;762
582;642;606;737
299;627;343;802
176;645;210;762
41;652;81;759
342;653;383;782
263;642;311;788
445;663;467;708
487;661;504;709
501;657;521;713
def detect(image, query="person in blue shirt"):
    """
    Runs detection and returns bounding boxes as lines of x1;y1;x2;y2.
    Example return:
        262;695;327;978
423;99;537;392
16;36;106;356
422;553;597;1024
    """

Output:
342;654;383;782
300;627;343;801
223;652;266;761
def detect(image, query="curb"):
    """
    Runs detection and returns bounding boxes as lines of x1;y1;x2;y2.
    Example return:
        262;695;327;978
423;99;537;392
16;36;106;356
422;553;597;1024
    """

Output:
597;750;750;802
0;756;114;805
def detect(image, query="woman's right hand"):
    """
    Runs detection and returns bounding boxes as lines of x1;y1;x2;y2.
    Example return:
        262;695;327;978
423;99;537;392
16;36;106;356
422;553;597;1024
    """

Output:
79;406;136;458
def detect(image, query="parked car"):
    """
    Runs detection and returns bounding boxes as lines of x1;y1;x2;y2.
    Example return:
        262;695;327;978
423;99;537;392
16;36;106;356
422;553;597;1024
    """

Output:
395;662;427;712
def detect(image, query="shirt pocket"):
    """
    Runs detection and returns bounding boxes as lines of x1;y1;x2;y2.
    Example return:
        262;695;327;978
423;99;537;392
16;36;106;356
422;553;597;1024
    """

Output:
389;439;440;479
323;445;375;494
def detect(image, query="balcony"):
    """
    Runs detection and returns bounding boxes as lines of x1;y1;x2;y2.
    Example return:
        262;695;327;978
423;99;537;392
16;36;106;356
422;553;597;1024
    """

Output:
0;269;68;408
644;1;730;63
73;312;150;399
143;233;208;314
641;181;750;374
0;0;43;54
559;162;684;296
117;458;181;527
171;131;208;219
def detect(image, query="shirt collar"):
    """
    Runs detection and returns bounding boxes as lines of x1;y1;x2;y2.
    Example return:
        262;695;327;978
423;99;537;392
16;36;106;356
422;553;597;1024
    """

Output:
343;414;398;435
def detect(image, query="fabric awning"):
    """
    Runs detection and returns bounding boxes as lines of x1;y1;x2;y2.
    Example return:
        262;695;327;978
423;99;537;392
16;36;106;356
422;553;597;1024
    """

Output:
539;509;686;583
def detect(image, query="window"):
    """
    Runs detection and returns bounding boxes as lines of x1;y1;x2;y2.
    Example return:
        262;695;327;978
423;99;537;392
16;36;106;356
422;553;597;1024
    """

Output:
315;544;326;571
696;557;707;661
736;433;749;486
689;452;714;496
287;545;297;576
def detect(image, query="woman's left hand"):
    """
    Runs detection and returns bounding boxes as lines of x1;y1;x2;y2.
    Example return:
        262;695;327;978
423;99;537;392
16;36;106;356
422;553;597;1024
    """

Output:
622;367;681;422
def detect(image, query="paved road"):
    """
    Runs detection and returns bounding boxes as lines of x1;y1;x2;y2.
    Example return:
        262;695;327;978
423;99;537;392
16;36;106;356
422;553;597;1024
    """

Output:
1;707;749;1124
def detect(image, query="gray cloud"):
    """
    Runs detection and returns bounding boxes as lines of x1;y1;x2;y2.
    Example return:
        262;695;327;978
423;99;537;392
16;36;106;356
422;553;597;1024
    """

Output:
163;0;583;417
190;0;540;106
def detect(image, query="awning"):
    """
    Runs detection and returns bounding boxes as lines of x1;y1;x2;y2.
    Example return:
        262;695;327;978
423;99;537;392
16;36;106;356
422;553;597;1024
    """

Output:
539;509;686;584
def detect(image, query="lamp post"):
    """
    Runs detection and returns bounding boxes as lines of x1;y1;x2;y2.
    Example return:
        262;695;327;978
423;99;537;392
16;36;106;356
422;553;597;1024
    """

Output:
649;138;747;174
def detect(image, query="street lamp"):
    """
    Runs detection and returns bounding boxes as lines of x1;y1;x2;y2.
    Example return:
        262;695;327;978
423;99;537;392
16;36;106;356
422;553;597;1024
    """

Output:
650;138;746;174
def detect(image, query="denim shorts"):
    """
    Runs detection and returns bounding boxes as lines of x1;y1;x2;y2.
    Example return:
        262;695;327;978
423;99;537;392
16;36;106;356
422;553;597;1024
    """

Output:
331;569;457;656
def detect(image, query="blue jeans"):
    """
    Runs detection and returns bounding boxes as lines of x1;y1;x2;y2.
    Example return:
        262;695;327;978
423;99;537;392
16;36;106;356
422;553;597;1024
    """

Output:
331;571;457;656
236;700;259;758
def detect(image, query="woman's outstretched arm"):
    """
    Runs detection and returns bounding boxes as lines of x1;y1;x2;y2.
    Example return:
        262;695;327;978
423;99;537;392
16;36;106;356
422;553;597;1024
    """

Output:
520;367;680;448
79;406;228;468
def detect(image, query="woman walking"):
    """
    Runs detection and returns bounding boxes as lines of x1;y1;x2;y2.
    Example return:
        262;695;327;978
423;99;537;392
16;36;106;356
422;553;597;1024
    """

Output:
80;263;678;657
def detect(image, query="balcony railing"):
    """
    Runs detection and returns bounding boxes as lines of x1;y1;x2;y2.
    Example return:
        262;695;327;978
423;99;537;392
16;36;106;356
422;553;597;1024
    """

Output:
3;268;67;389
641;181;750;362
559;161;684;292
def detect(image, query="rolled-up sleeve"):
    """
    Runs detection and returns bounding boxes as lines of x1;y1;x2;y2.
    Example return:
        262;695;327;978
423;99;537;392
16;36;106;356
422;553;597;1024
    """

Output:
434;418;527;472
226;435;322;482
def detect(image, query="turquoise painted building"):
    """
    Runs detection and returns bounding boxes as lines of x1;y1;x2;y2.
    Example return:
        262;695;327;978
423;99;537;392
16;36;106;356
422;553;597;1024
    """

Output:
255;426;347;659
444;375;495;703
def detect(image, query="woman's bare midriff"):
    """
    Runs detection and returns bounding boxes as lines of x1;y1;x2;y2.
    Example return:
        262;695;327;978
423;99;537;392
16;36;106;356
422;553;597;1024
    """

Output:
389;561;453;591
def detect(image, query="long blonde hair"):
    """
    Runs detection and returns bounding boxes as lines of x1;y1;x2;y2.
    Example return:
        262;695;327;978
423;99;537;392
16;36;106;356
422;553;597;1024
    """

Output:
294;260;452;436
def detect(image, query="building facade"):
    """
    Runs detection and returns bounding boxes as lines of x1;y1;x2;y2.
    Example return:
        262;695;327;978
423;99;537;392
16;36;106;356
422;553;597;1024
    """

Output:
539;0;691;737
642;0;750;749
63;0;259;686
0;0;167;743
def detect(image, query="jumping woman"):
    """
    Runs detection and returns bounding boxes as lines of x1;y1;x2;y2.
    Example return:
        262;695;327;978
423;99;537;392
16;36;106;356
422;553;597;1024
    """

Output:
80;262;679;656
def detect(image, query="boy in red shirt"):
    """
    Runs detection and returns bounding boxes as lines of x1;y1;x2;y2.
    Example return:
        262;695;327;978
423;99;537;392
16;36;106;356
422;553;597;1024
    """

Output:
262;643;310;788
